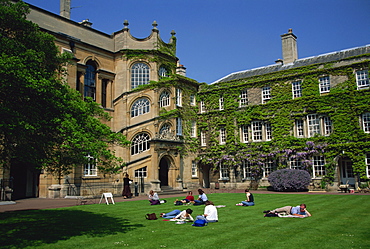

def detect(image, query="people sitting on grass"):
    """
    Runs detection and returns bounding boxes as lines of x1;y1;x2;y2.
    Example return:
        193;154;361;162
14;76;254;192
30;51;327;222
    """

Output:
236;189;255;206
148;190;160;205
160;208;194;221
174;191;195;205
263;203;311;217
193;189;208;205
196;201;218;222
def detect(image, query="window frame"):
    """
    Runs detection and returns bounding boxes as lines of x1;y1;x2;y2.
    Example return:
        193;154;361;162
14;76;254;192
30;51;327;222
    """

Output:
191;161;198;178
219;96;224;110
362;112;370;133
241;125;249;143
251;121;263;142
159;91;170;108
312;156;326;178
239;89;248;107
131;98;150;118
176;88;182;107
84;154;97;176
319;76;330;94
219;163;229;180
219;128;226;145
131;133;151;155
356;70;369;90
201;131;206;146
135;166;147;178
292;80;302;99
262;86;271;104
131;62;150;89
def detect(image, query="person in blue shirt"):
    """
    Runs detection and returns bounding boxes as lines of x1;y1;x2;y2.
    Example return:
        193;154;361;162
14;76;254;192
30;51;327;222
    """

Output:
263;204;311;217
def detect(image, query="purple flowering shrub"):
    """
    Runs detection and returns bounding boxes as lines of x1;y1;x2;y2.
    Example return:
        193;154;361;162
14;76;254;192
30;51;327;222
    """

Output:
268;168;311;191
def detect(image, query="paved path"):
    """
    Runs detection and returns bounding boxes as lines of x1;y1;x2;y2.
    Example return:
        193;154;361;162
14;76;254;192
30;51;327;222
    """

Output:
1;189;367;213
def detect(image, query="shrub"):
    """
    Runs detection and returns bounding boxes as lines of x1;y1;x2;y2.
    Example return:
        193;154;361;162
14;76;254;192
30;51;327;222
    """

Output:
268;168;311;191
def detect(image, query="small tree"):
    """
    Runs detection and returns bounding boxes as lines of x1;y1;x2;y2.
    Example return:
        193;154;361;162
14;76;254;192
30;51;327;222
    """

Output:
268;168;311;191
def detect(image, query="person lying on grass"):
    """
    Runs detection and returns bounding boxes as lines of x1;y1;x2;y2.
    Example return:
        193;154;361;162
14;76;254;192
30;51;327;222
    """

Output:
160;209;194;221
263;203;311;217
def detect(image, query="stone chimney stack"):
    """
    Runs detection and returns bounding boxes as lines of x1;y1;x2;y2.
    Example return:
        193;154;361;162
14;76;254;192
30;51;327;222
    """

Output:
60;0;71;19
176;61;186;76
280;29;298;64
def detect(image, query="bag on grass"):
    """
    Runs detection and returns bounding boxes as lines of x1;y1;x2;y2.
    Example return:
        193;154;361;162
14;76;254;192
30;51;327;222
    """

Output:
192;219;208;227
146;213;158;220
160;200;167;204
264;213;279;217
175;201;183;206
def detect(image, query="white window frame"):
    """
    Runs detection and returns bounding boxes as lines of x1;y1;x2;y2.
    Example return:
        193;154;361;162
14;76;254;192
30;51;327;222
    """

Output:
200;101;206;113
362;113;370;133
219;163;229;180
265;122;272;141
190;94;196;106
356;70;369;90
263;160;275;178
159;91;170;107
131;98;150;118
366;154;370;178
219;96;224;110
191;121;197;137
241;125;249;143
251;121;263;141
201;130;206;146
323;116;332;136
319;76;330;94
84;154;97;176
295;119;304;137
176;117;182;136
135;166;147;178
219;128;226;145
159;66;168;78
289;157;303;169
176;88;182;107
191;161;198;178
131;133;150;155
131;62;149;89
292;80;302;99
262;86;271;104
307;114;320;137
312;156;325;178
242;160;252;179
239;89;248;107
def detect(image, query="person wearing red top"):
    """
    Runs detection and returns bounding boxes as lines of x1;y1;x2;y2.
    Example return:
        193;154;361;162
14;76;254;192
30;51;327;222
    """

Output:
182;191;194;203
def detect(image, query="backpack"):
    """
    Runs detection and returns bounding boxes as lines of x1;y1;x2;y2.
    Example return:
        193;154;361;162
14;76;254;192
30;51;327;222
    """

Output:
192;219;208;227
264;213;278;217
146;213;158;220
175;200;183;206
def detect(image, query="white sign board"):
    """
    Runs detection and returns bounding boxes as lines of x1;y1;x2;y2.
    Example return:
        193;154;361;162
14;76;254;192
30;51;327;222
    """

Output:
99;192;115;205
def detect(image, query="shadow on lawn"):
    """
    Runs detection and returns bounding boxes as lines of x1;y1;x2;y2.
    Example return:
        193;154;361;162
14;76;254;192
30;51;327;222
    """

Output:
0;209;143;248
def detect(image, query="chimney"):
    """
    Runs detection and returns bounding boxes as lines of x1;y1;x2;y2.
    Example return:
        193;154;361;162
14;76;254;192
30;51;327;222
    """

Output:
280;28;298;64
60;0;71;19
176;62;186;76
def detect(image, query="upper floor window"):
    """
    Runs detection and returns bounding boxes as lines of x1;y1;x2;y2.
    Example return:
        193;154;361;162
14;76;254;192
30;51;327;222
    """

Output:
84;154;97;176
251;121;263;142
131;133;150;155
219;128;226;145
191;161;198;177
319;76;330;94
158;66;169;78
219;96;224;110
323;116;333;135
159;91;170;108
295;119;304;138
131;63;149;89
101;79;108;108
219;163;229;180
356;70;369;89
84;61;97;100
176;117;182;136
135;166;147;178
239;89;248;107
241;125;249;143
200;101;206;113
295;114;332;138
312;156;325;177
265;123;272;141
307;114;320;137
190;94;196;106
176;88;182;106
191;121;197;137
292;80;302;99
201;130;206;146
362;112;370;133
131;98;150;118
262;86;271;104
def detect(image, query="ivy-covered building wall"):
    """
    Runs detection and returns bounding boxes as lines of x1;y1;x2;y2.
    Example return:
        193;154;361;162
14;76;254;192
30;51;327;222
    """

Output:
196;30;370;191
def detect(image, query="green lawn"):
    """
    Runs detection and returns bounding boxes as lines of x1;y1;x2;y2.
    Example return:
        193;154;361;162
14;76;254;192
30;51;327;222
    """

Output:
1;193;369;249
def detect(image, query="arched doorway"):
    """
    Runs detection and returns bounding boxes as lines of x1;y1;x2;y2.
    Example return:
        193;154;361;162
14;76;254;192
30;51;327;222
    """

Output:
159;157;169;187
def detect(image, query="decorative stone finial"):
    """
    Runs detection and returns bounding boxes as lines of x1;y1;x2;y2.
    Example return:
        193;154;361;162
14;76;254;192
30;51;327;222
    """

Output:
123;20;129;30
152;21;158;30
288;28;293;33
171;30;176;36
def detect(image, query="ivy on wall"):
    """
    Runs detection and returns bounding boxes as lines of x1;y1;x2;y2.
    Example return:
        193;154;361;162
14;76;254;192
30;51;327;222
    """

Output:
196;57;370;183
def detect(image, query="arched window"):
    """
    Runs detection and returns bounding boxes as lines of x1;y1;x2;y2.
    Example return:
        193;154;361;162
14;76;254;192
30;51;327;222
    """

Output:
131;62;149;89
131;98;150;118
159;91;170;107
84;61;97;100
159;66;169;78
131;133;150;155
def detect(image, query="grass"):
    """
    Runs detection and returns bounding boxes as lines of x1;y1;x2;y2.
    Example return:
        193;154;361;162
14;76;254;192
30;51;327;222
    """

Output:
0;193;369;249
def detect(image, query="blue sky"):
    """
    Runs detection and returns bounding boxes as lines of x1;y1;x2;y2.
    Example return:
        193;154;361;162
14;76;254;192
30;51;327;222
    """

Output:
25;0;370;84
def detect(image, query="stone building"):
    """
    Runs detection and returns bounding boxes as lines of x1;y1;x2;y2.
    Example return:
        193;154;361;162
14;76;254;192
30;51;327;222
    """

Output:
1;1;369;199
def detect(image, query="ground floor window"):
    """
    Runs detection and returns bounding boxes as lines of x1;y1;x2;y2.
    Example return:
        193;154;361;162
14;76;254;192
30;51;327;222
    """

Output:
191;161;198;177
84;154;97;176
135;166;147;178
312;156;325;177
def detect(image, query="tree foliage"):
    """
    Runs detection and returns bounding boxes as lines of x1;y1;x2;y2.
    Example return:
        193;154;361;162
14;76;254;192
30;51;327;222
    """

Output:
0;0;129;178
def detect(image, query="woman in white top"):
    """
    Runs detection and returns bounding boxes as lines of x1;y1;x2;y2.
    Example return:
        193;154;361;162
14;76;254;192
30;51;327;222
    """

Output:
148;190;160;205
196;201;218;222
